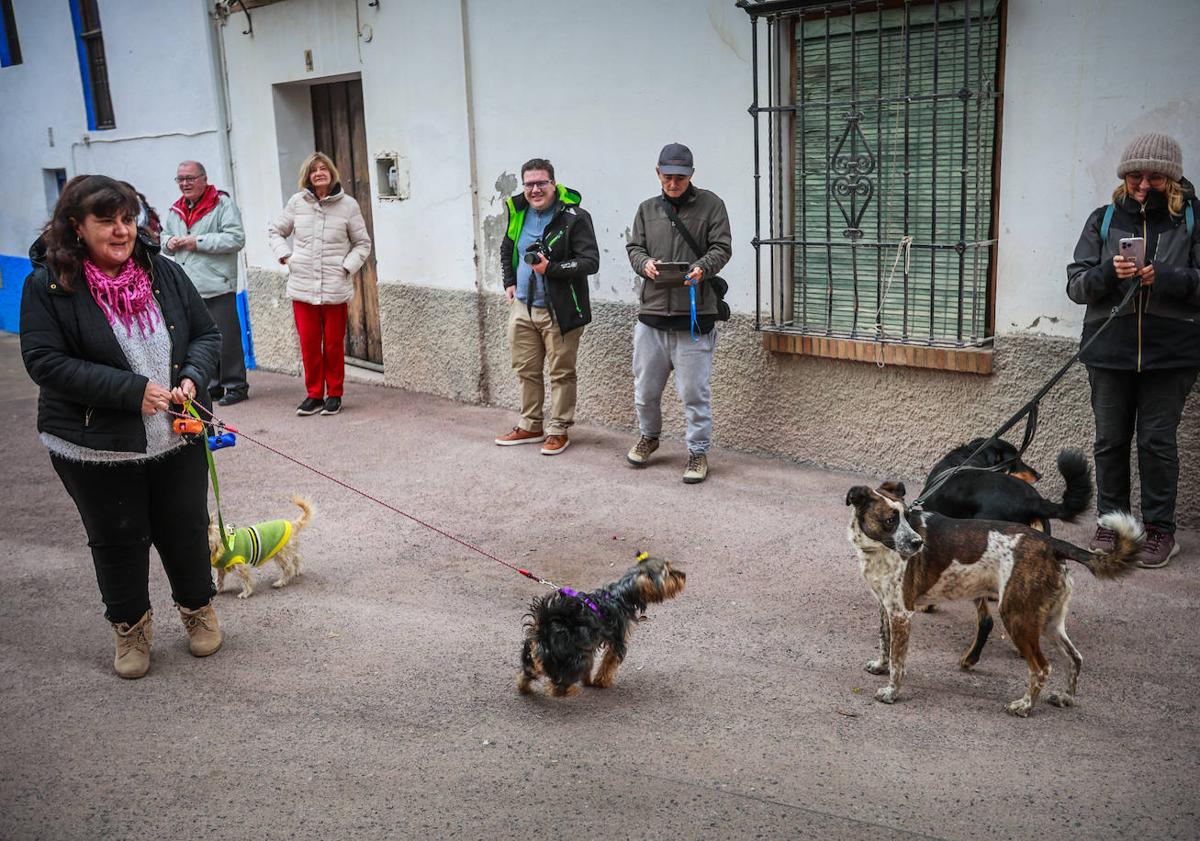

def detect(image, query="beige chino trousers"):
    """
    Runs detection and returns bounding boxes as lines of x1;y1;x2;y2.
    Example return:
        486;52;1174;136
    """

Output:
507;300;582;435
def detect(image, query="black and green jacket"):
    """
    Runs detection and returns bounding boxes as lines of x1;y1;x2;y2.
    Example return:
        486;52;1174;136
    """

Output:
501;184;599;335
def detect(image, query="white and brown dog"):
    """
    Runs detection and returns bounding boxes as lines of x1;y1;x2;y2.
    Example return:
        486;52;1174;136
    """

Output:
209;495;313;599
846;481;1142;717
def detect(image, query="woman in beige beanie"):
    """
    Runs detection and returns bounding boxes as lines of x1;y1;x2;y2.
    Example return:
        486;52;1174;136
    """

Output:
1066;132;1199;568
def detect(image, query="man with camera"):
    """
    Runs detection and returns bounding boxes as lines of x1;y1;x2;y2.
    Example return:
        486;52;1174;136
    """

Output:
495;158;599;455
625;143;732;484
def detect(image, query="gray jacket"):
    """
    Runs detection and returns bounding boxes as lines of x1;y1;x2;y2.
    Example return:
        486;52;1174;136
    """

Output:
627;187;732;317
160;192;245;299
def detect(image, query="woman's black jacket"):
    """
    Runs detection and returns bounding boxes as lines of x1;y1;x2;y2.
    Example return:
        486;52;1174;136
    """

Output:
20;236;221;452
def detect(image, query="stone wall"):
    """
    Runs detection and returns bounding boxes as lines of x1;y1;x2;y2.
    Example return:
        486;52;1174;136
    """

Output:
247;270;1198;526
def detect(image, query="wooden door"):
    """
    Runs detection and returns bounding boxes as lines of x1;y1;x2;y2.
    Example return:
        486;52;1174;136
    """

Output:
311;79;382;365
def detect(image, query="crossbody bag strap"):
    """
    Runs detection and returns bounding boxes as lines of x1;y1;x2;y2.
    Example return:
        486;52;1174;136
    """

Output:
659;197;705;261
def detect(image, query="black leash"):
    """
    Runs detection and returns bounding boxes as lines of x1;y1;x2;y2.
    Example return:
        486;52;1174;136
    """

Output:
913;279;1140;508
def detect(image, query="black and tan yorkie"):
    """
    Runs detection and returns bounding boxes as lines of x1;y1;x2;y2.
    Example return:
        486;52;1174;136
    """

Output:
518;552;686;697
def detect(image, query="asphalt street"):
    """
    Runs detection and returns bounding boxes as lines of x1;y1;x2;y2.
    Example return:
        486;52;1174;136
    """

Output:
0;333;1196;840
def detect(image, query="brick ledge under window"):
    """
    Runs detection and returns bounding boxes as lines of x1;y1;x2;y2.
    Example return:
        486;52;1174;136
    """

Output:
761;331;993;375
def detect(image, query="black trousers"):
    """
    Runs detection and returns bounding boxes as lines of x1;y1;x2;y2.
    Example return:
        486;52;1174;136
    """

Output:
1088;365;1199;532
205;292;248;395
51;441;215;624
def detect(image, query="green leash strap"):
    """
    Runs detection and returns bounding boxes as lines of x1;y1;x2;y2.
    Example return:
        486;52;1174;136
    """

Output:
186;401;233;553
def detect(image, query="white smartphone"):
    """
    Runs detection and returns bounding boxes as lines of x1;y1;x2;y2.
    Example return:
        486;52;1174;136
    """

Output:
1119;237;1146;271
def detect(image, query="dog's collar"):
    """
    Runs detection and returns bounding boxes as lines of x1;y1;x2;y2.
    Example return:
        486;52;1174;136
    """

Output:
559;587;603;617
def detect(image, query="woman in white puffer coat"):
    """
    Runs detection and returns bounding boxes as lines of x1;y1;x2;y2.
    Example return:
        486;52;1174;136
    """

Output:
268;152;372;417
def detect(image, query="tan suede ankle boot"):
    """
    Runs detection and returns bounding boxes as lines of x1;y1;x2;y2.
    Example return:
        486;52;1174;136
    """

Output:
177;602;223;657
111;609;153;679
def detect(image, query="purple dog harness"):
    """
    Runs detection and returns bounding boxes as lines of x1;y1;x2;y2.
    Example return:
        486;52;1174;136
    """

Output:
559;587;603;617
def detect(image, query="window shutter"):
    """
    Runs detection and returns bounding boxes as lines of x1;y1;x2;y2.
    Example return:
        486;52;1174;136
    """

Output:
794;1;1001;344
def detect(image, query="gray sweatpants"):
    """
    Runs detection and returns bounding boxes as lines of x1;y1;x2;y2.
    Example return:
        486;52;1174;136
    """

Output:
632;321;716;454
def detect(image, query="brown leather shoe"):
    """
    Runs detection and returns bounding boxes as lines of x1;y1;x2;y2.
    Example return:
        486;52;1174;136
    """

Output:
111;609;153;679
178;603;223;657
495;426;546;446
541;434;570;455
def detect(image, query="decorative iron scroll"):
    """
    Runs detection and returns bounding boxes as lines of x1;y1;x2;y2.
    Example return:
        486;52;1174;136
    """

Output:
829;111;875;240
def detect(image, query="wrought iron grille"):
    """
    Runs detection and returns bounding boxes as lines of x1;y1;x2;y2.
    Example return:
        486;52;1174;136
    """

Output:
742;0;1004;347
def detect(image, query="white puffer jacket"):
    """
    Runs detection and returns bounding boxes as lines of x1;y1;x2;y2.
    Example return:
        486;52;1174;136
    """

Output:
268;186;372;305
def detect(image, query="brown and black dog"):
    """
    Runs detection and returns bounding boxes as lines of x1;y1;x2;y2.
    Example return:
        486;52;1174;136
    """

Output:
846;481;1141;717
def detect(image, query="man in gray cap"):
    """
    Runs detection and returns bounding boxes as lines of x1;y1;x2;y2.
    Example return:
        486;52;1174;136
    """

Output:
625;143;732;483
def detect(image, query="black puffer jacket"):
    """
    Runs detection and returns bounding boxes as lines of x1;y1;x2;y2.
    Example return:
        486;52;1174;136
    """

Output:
1067;179;1200;369
500;185;599;336
20;235;221;452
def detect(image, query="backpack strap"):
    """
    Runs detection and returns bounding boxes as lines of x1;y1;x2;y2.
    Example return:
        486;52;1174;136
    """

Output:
1186;201;1194;237
1100;203;1115;242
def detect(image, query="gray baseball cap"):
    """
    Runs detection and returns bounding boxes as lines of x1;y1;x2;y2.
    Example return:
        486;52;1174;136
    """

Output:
657;143;695;176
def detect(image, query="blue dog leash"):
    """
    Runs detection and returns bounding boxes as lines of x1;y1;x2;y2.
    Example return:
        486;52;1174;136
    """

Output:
687;279;700;341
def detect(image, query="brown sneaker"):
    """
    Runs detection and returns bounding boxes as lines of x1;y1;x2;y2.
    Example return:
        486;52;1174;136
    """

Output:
682;452;709;484
495;426;546;446
1088;525;1117;553
111;609;153;679
627;435;659;466
541;434;570;455
177;603;223;657
1138;527;1179;569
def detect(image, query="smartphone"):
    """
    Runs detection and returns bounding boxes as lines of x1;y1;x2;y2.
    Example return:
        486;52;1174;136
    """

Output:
1119;237;1145;271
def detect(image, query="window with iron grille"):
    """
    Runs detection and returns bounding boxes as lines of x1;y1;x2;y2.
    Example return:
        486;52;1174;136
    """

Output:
746;0;1004;350
70;0;115;130
0;0;21;67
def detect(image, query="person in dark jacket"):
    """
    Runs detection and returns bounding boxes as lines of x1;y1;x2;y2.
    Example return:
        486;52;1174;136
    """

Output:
20;174;225;678
1067;132;1200;568
494;158;599;455
625;143;732;484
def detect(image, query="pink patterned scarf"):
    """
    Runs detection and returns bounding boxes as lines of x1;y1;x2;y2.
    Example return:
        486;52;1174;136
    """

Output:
83;259;160;337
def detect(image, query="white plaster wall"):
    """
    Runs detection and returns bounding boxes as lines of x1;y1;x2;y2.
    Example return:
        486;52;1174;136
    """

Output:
0;0;227;254
465;0;756;309
219;0;477;291
0;0;90;254
219;0;1196;329
995;0;1200;338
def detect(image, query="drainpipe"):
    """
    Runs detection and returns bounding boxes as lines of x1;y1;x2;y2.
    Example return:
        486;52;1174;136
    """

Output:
206;3;237;202
459;0;490;404
207;3;256;368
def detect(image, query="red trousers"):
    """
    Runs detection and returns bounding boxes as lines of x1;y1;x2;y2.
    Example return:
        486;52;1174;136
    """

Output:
292;300;348;398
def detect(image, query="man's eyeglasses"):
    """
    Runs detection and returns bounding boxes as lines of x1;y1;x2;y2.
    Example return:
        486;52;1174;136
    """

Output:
523;180;552;191
175;175;203;184
1125;172;1168;188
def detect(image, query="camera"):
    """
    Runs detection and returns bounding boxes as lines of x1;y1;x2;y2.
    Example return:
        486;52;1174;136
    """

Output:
523;240;545;265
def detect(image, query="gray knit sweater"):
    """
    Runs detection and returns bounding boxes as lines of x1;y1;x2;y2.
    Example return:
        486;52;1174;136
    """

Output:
42;300;184;463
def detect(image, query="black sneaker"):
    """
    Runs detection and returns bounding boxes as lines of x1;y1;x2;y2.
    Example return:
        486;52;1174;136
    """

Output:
321;397;342;416
218;390;248;407
296;397;324;416
208;386;225;400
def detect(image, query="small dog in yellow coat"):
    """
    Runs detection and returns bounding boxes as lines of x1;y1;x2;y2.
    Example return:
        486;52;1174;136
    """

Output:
209;495;313;598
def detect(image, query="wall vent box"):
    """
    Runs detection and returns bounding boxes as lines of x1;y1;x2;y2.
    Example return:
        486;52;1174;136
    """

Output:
375;154;408;200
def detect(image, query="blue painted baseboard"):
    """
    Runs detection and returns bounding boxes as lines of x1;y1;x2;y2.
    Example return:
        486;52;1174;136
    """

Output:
0;254;33;334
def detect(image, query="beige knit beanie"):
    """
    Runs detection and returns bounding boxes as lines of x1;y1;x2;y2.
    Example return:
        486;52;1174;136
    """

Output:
1116;133;1183;181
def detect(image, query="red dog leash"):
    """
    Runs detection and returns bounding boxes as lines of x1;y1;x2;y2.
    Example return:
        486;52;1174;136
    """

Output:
168;401;560;590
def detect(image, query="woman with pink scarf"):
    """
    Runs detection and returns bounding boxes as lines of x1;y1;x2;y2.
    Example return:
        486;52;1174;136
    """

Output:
21;175;225;679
